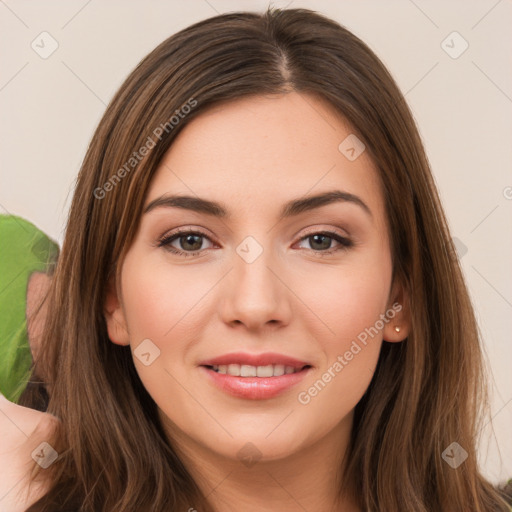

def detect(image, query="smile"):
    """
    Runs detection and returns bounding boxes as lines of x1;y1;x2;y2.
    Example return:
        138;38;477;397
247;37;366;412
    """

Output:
209;363;305;377
200;364;312;400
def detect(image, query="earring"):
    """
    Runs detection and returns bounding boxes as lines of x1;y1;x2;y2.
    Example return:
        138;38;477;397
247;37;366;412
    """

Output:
394;326;401;333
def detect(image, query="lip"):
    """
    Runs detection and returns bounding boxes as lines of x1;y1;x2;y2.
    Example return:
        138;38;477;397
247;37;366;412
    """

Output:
199;351;311;369
198;352;313;400
199;365;312;400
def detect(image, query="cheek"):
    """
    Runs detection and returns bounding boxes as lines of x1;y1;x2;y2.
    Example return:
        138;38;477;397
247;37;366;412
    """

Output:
298;252;392;347
119;253;209;414
294;250;391;414
121;253;212;344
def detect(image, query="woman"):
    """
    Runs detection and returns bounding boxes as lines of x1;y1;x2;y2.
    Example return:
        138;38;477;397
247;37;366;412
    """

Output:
1;7;510;511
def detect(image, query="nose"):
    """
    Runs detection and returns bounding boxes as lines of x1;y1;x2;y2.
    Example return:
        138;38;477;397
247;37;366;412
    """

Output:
219;242;292;332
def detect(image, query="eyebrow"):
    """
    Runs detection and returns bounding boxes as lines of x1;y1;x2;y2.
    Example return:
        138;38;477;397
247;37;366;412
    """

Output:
143;190;372;219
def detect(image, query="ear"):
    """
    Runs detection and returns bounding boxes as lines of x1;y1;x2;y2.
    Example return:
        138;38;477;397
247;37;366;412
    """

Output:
104;273;130;346
382;277;411;343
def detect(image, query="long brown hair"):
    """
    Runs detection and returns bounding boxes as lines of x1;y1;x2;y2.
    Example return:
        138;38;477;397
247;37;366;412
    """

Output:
24;7;510;511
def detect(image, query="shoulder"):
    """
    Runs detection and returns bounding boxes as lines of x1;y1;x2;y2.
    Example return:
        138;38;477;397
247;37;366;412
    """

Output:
0;393;59;511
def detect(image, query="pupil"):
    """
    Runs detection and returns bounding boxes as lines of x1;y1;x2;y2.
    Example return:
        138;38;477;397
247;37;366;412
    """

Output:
182;234;202;251
311;234;330;250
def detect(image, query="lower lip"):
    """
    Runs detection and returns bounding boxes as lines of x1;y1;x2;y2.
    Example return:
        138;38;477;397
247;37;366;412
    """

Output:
199;365;311;400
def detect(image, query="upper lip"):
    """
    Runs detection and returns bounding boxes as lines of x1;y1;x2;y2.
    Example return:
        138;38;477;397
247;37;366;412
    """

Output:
199;352;311;369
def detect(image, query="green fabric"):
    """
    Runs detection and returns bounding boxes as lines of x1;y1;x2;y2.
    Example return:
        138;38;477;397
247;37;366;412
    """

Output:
0;214;59;403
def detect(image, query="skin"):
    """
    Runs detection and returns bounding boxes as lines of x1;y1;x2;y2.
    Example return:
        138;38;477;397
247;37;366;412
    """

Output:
105;92;411;511
0;273;55;510
26;271;53;364
0;395;59;511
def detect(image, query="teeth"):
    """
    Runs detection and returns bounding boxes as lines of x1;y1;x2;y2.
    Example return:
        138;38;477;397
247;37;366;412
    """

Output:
227;363;240;375
240;365;256;377
210;364;302;377
273;364;285;376
257;365;273;377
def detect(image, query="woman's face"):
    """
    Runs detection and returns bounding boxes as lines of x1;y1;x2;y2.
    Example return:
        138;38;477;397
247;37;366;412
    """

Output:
106;92;407;463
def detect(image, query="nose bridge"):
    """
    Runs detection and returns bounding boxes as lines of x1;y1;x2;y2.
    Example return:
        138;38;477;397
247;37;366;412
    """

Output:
220;234;290;329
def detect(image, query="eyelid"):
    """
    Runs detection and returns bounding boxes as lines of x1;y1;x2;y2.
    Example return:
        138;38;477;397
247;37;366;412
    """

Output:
157;224;350;242
156;226;216;250
298;225;350;239
157;225;214;240
156;224;354;257
293;227;353;254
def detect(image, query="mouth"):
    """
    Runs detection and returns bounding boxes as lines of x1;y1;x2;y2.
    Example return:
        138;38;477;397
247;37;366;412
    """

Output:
203;363;312;377
199;363;313;400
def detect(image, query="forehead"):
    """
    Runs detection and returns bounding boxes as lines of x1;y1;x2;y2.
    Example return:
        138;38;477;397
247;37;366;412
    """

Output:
146;92;386;229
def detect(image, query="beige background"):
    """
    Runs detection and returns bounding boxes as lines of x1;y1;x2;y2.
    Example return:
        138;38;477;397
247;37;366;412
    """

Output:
1;0;511;484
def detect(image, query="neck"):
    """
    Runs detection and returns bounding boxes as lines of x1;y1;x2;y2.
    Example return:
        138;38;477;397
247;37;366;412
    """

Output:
161;412;360;512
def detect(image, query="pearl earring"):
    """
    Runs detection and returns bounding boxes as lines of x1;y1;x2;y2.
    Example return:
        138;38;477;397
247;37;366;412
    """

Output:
394;326;401;333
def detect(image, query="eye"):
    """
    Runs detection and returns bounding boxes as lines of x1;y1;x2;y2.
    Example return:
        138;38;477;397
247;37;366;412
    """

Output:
157;228;214;257
295;230;353;255
157;228;353;258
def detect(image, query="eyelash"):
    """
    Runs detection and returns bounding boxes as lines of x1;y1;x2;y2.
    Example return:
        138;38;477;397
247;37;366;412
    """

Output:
157;227;353;258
